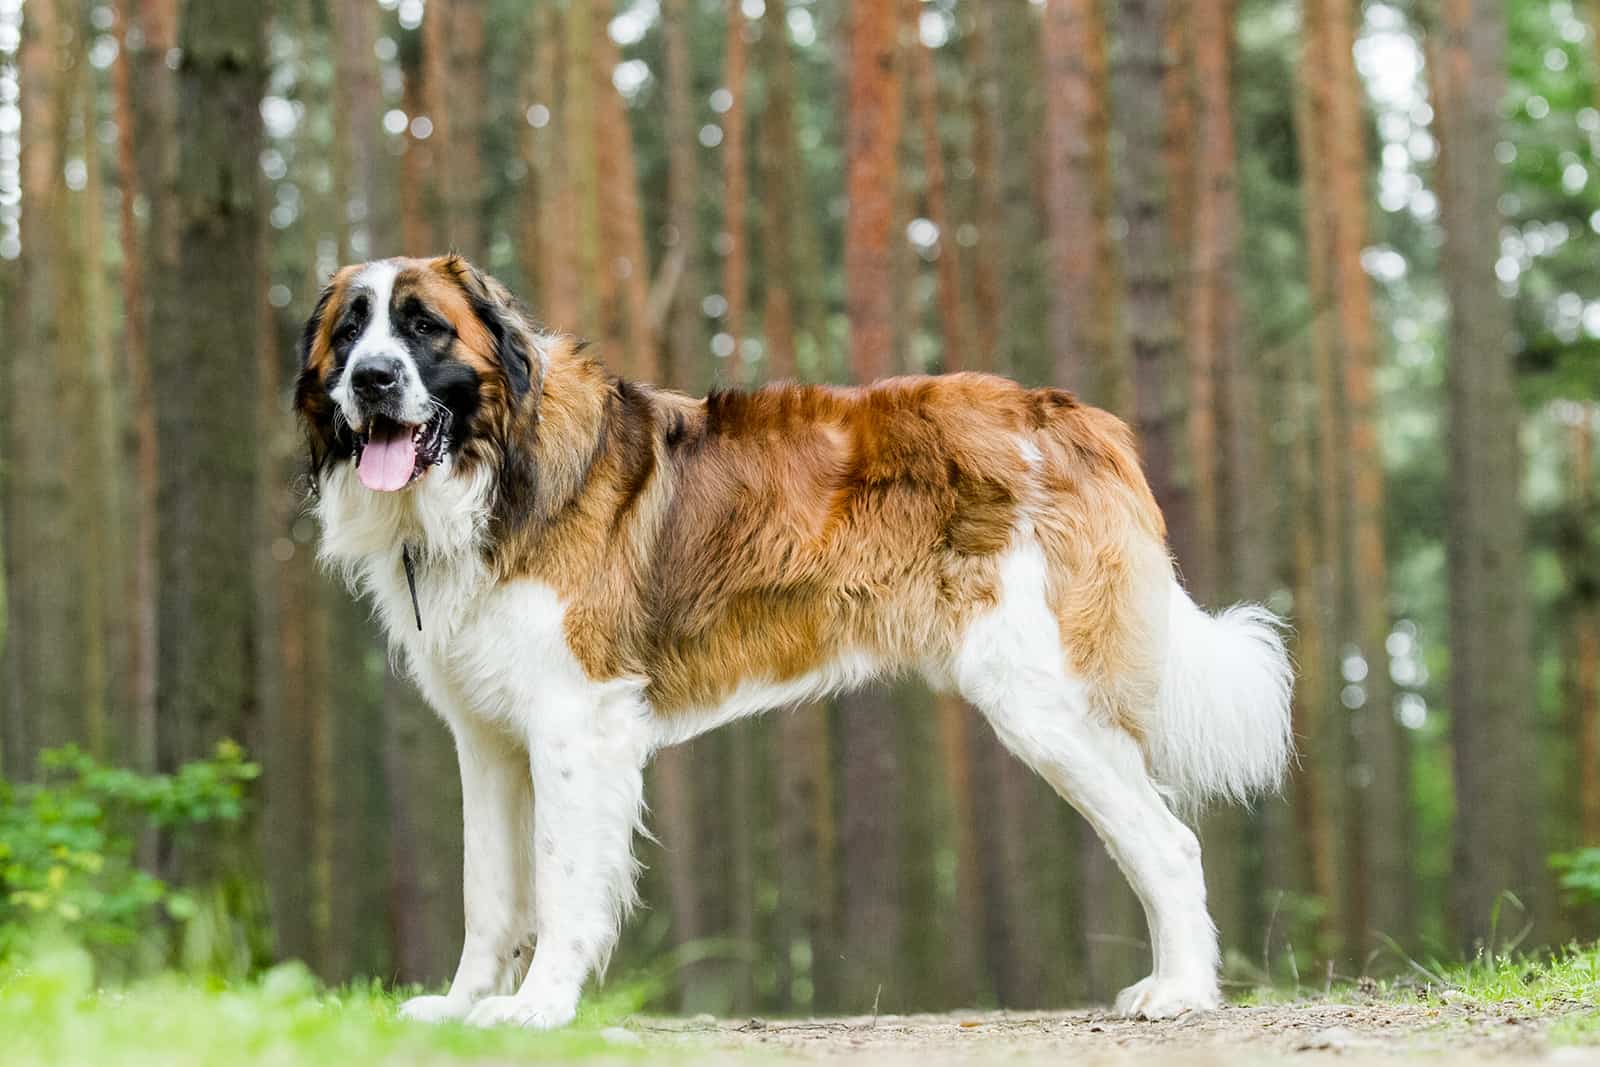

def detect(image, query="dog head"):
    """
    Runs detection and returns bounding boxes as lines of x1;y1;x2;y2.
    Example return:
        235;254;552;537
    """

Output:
295;255;540;493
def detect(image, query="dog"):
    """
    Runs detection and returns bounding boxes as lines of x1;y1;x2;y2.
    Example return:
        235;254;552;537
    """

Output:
294;254;1293;1028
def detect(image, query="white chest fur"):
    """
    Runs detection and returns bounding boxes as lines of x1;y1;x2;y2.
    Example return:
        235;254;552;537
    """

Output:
315;463;648;739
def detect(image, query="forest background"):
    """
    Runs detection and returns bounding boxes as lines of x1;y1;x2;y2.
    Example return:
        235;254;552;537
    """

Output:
1;0;1595;1018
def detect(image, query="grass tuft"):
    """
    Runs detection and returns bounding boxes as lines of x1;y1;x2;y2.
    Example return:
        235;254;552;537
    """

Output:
0;946;658;1067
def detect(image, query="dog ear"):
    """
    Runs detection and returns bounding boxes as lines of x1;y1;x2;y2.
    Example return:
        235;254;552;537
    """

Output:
293;277;350;483
439;254;537;400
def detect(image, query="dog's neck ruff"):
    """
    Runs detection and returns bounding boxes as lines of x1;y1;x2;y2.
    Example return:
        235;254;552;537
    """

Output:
316;459;496;652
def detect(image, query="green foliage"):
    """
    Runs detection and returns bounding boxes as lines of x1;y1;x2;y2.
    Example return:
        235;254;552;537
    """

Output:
0;947;638;1067
1551;848;1600;907
0;744;259;962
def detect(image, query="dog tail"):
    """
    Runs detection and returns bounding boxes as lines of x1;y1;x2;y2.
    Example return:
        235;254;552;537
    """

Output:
1143;579;1294;808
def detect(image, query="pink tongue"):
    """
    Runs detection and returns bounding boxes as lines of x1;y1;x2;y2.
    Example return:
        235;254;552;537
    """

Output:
357;427;418;491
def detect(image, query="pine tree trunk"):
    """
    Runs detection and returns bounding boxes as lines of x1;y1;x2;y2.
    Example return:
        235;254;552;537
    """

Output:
1433;0;1539;950
1571;414;1600;844
1295;0;1358;958
383;670;464;983
839;0;906;1009
761;0;800;380
662;0;706;387
1311;0;1411;950
534;3;580;330
964;3;1002;373
1040;0;1113;399
115;0;164;780
66;37;116;758
1111;0;1185;553
151;0;266;929
594;23;656;381
1174;0;1219;609
910;14;966;374
4;0;78;777
721;0;750;382
446;0;486;258
565;0;603;335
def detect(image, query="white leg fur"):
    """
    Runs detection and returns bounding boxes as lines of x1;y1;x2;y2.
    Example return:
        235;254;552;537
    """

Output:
400;688;535;1022
955;539;1220;1019
462;588;654;1029
465;683;651;1028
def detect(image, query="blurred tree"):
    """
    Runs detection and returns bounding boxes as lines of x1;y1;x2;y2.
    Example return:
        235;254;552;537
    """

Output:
4;0;80;777
723;0;749;384
151;0;266;923
1308;0;1411;952
1433;0;1541;949
1041;0;1119;406
1112;0;1187;572
113;0;165;783
839;0;905;1010
595;19;656;380
1570;414;1600;845
661;0;707;388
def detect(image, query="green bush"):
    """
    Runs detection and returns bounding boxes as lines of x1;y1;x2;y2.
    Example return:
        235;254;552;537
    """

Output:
0;743;259;962
1551;848;1600;908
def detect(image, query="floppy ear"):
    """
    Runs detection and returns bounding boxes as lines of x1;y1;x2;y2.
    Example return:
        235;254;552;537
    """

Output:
293;279;350;482
439;254;537;400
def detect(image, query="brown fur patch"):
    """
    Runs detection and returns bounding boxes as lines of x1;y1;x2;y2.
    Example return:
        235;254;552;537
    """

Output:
474;348;1170;730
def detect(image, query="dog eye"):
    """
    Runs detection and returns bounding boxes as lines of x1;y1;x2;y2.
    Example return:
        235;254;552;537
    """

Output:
413;319;433;336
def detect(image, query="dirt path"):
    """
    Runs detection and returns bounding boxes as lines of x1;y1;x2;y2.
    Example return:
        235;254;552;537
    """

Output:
630;1000;1598;1064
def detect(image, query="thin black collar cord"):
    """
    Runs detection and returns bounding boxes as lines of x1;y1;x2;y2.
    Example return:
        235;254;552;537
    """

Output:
402;543;423;631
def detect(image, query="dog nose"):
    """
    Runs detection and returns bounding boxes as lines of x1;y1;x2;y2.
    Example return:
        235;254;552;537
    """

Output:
351;357;403;401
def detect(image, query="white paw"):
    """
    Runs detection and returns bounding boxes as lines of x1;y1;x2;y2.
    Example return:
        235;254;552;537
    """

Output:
398;994;473;1023
464;994;578;1030
1114;975;1220;1019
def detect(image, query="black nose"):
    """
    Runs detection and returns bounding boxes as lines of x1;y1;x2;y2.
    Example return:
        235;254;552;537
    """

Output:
351;357;403;401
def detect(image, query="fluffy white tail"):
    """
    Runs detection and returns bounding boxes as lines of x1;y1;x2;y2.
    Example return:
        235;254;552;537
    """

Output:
1144;581;1294;807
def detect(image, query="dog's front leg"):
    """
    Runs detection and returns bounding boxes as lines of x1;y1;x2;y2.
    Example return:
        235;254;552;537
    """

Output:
466;681;650;1029
400;714;535;1022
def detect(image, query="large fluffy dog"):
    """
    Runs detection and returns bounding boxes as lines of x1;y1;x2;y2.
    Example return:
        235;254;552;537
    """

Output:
295;255;1293;1028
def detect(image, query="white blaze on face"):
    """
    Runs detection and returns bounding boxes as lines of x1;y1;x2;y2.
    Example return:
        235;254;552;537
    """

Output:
326;260;439;492
329;259;432;432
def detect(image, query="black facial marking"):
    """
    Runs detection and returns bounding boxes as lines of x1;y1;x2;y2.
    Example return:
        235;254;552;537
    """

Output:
381;285;482;460
461;285;533;399
294;281;357;484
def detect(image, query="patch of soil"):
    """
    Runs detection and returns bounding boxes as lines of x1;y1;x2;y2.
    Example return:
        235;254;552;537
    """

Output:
632;999;1598;1064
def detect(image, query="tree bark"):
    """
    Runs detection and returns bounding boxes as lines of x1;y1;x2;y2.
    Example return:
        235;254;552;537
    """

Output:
1311;0;1411;949
152;0;266;935
1295;0;1359;958
964;3;1001;373
114;0;164;781
595;22;656;380
1571;414;1600;845
722;0;750;382
1040;0;1114;401
662;0;708;387
1433;0;1539;950
1111;0;1186;552
4;0;79;777
446;0;486;259
910;9;966;374
839;0;906;1008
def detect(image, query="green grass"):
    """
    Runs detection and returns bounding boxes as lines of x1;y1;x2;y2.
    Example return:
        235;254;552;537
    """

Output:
1239;942;1600;1042
0;946;659;1067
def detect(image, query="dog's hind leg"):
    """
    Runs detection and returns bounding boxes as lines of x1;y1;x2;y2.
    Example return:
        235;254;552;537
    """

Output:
400;710;535;1022
954;540;1220;1019
465;677;652;1030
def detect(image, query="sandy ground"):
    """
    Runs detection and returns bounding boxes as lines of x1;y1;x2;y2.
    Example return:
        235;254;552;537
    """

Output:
619;999;1600;1065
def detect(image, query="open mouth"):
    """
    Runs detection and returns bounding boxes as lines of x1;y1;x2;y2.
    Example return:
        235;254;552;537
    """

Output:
354;410;452;492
